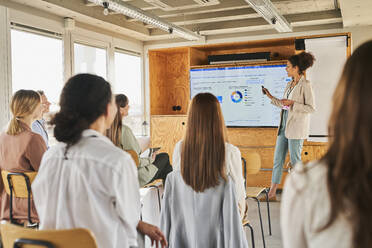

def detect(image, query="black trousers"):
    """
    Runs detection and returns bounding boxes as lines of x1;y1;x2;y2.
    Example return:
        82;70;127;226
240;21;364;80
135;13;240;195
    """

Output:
150;153;173;183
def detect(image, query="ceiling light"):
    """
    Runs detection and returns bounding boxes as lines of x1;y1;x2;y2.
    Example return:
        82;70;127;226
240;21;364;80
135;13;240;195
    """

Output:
103;2;109;16
87;0;203;40
244;0;292;32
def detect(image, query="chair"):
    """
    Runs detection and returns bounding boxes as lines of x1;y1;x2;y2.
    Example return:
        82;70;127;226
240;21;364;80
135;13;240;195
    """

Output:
125;150;163;210
242;154;272;248
1;171;37;227
0;222;97;248
242;219;255;248
125;150;139;167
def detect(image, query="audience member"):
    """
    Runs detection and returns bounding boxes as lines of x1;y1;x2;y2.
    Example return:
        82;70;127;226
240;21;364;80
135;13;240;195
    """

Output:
31;90;51;148
281;40;372;248
160;93;248;247
32;74;167;248
0;89;46;223
107;94;172;187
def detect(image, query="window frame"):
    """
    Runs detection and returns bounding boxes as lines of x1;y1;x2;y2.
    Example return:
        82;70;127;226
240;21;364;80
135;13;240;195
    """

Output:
71;34;110;79
113;47;146;135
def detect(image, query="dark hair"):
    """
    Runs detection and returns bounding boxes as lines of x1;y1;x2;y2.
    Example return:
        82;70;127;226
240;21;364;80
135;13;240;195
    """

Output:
320;40;372;248
116;94;128;108
51;74;112;151
37;90;44;96
288;52;315;74
181;93;227;192
106;94;128;147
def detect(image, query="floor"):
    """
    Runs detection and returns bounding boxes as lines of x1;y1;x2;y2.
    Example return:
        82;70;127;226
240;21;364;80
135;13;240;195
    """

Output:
245;194;283;248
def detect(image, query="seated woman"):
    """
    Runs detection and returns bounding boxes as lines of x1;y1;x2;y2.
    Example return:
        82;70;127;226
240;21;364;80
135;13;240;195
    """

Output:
281;41;372;248
160;93;248;247
32;74;166;248
0;90;46;224
107;94;172;187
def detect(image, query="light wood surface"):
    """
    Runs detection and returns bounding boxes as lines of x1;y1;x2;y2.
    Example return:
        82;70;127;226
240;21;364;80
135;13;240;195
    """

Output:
151;115;187;162
125;150;139;167
149;50;190;115
0;222;97;248
1;171;37;198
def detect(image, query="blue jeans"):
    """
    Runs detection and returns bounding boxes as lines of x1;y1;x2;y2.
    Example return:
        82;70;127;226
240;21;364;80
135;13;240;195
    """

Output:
272;111;304;184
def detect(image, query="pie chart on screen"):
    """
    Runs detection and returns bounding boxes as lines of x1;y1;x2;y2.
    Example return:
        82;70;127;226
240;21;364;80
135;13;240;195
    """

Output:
231;91;243;103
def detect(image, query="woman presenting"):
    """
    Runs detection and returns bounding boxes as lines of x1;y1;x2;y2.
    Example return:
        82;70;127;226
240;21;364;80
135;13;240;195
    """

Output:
262;52;315;199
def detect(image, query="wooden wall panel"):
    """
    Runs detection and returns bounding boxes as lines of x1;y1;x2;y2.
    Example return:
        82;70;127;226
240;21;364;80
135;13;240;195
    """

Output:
149;51;190;115
227;128;277;147
151;115;187;161
246;171;288;188
190;48;207;66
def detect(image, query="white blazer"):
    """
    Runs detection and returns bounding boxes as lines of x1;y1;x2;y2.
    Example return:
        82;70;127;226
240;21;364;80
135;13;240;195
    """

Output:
271;76;316;139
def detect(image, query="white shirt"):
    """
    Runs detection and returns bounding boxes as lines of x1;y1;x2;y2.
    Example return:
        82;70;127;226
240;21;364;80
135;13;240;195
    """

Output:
32;129;141;248
281;161;352;248
172;141;246;218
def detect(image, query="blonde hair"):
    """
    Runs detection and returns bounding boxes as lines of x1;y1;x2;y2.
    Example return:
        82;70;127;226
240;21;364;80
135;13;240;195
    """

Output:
7;90;41;135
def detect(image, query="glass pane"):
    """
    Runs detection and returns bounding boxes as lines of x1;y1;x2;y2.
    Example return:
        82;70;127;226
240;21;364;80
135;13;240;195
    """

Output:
114;51;143;135
74;43;107;78
11;29;63;113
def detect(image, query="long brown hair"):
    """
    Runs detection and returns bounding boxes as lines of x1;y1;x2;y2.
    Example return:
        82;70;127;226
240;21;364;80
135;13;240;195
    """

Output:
106;94;128;147
7;90;41;135
181;93;227;192
321;40;372;248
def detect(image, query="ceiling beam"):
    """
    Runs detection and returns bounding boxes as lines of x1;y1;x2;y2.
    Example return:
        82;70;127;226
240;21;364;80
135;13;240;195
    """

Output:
147;0;249;17
41;0;150;35
148;9;342;37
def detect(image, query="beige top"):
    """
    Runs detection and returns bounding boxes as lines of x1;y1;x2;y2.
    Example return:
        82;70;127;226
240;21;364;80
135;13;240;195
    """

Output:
281;161;352;248
271;76;316;139
0;122;47;222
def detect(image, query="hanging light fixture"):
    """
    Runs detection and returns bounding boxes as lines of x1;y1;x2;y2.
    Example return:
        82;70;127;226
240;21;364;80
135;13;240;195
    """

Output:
244;0;292;32
88;0;203;40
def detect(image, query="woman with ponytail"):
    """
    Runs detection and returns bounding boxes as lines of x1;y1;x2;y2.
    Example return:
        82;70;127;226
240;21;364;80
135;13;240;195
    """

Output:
0;90;46;223
31;74;167;248
262;51;316;200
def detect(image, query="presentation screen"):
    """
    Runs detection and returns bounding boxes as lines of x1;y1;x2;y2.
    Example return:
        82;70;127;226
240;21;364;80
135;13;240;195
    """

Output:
190;64;291;127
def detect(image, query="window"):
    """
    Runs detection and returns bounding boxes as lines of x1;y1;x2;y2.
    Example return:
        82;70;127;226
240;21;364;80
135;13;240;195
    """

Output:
11;29;63;113
114;50;144;135
74;43;107;78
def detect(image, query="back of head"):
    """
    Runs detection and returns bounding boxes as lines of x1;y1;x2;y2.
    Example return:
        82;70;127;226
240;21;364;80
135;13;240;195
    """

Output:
181;93;227;192
106;94;128;147
288;51;315;74
51;74;112;147
7;90;40;135
322;40;372;248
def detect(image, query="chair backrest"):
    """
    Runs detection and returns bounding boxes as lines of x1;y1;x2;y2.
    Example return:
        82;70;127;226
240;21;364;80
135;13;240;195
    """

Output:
125;150;139;167
0;222;97;248
243;152;262;175
1;171;37;198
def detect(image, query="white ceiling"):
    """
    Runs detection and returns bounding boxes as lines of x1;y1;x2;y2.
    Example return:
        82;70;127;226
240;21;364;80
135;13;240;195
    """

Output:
4;0;372;41
339;0;372;27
